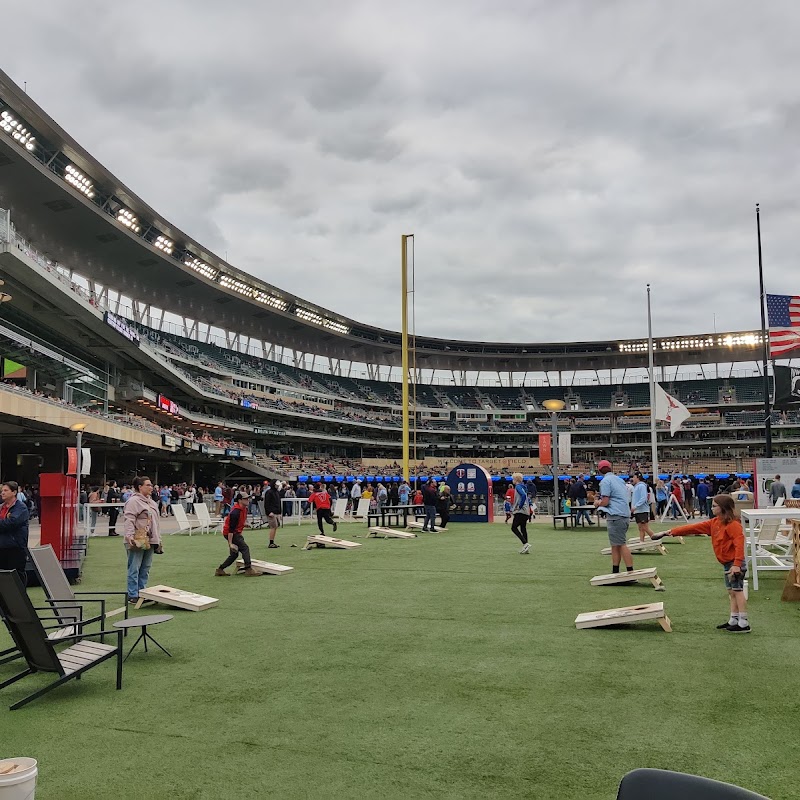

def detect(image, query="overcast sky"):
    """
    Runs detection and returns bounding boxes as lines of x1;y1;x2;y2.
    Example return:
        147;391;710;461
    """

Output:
3;1;799;343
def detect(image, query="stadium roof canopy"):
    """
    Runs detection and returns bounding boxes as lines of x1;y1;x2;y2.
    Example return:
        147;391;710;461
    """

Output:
0;69;766;374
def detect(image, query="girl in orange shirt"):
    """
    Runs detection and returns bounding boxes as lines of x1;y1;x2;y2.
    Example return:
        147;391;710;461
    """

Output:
653;494;750;633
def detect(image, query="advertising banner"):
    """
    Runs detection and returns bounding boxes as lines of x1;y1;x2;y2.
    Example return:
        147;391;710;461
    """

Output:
538;433;552;465
753;457;800;506
558;432;572;465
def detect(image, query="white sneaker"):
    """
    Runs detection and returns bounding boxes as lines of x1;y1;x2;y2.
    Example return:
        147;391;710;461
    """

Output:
520;543;530;554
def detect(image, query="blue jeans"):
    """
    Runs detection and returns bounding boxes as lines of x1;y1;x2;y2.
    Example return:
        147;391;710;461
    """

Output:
127;546;154;600
423;504;437;530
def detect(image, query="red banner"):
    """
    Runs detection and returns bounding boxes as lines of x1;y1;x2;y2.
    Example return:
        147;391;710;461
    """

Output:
67;447;78;476
538;434;552;465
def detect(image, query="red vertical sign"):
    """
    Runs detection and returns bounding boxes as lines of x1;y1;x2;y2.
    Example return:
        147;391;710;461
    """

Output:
538;434;552;465
67;447;78;475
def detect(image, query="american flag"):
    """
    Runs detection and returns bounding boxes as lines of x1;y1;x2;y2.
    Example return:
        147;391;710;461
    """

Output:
766;294;800;358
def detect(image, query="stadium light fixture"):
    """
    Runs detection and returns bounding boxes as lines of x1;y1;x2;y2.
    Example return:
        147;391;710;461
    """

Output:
323;319;350;335
154;235;173;254
0;110;36;151
185;256;219;281
253;289;289;311
295;306;323;325
65;165;95;199
218;274;254;297
116;208;141;233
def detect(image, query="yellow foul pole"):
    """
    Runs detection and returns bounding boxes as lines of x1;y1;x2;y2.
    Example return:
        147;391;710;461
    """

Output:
401;234;411;482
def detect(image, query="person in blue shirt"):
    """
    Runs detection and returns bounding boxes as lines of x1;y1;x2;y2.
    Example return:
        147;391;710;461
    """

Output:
509;472;531;554
630;473;654;542
696;479;711;517
594;460;634;575
792;478;800;499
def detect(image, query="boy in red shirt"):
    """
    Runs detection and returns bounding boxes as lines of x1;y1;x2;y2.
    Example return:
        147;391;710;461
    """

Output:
215;494;258;576
653;494;750;633
504;484;515;523
309;483;337;535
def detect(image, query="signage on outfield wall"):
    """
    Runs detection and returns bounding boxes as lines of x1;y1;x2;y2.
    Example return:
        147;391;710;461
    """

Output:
104;311;140;345
445;462;493;523
162;434;180;448
253;427;286;436
226;448;241;457
202;445;225;455
182;439;200;451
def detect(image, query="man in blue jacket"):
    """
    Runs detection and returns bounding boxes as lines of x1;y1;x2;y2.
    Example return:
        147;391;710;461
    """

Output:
0;480;30;585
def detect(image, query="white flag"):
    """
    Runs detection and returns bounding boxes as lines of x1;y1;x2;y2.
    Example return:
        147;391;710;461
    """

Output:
653;384;691;436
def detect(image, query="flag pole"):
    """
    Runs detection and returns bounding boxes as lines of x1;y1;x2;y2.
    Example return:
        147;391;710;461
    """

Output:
647;284;659;480
756;204;773;457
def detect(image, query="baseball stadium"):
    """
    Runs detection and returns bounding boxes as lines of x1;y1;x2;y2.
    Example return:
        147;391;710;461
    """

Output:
0;59;798;800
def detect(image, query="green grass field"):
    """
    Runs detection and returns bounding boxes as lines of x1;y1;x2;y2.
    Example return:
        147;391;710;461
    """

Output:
3;521;798;799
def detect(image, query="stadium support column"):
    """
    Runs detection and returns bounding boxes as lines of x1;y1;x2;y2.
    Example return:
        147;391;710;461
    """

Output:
756;204;773;457
401;235;414;482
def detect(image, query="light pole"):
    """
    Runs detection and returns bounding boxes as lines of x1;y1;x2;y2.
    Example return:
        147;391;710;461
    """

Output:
542;399;566;514
70;422;87;530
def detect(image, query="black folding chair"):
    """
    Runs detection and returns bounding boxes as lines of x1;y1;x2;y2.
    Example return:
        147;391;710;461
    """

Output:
28;545;129;633
617;768;770;799
0;570;122;710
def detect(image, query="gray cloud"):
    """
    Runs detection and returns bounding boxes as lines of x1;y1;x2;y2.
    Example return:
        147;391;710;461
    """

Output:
2;0;799;346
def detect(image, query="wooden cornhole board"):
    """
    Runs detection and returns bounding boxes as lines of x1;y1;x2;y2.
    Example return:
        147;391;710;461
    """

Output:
236;557;294;576
406;521;447;532
368;526;417;539
575;602;672;632
601;539;667;556
628;535;683;545
136;585;219;611
303;535;361;550
590;567;665;591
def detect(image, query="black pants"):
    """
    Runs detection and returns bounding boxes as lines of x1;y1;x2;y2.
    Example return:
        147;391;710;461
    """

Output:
219;533;251;569
108;506;120;534
316;508;334;533
0;548;27;586
511;513;528;545
439;508;450;529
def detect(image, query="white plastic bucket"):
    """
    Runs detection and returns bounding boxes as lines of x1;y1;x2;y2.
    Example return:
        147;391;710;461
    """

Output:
0;758;37;800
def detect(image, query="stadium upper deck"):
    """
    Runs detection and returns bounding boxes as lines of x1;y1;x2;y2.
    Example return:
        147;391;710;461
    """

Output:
0;68;766;377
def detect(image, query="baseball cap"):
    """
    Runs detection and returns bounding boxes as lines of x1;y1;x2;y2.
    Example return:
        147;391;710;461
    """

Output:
597;460;612;472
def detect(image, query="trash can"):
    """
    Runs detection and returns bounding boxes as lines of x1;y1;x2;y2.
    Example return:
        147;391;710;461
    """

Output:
0;758;37;800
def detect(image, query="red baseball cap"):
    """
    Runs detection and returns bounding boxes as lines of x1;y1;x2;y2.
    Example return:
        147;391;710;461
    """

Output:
597;460;612;472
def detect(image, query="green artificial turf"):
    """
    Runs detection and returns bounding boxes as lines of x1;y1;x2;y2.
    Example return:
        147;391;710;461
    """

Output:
2;521;798;799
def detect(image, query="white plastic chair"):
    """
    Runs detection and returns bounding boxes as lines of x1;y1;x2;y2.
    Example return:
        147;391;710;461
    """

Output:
332;499;347;519
194;503;221;534
170;503;200;536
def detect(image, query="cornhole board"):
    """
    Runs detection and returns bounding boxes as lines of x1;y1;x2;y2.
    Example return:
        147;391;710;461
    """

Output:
575;602;672;632
236;557;294;576
303;535;361;550
601;540;667;556
590;567;665;591
136;585;219;611
628;535;683;545
406;521;447;532
368;526;417;539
